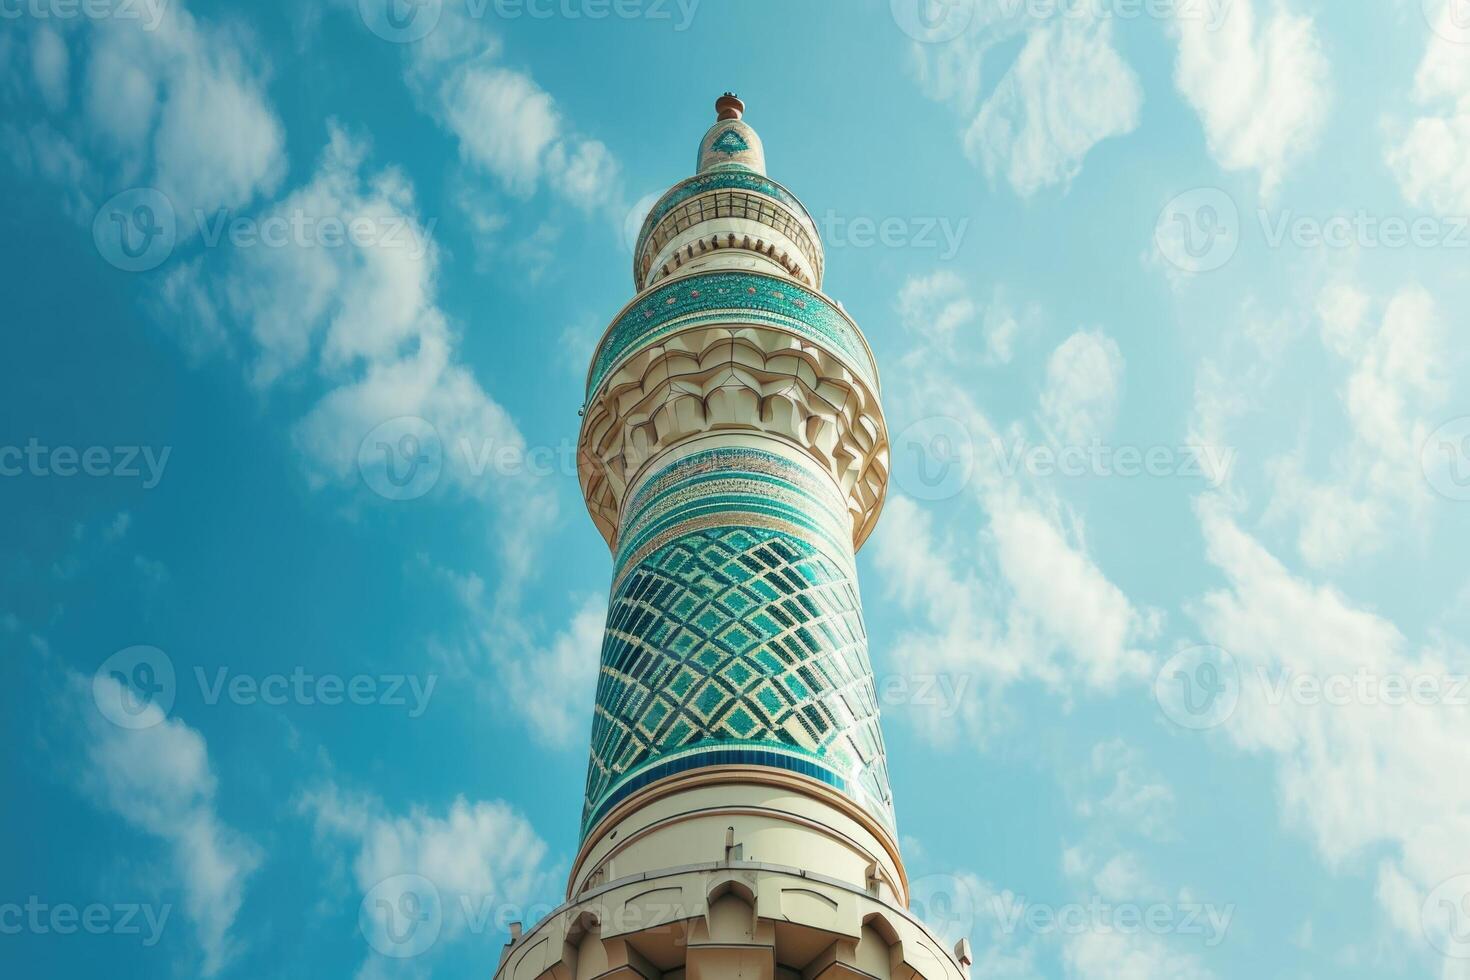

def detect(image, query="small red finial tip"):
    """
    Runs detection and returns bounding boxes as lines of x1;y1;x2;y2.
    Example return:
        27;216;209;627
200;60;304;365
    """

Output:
715;93;744;121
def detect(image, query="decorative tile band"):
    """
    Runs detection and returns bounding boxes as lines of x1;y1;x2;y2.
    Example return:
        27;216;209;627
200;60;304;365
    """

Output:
582;447;895;838
635;170;816;260
615;447;853;582
587;271;876;398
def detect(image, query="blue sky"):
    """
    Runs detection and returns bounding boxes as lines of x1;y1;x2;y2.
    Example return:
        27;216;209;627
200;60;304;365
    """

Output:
2;0;1469;977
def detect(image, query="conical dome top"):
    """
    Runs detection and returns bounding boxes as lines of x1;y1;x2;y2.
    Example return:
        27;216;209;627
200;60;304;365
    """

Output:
696;93;765;174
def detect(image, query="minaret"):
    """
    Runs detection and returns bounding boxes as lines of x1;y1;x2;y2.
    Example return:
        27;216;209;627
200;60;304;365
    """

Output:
493;96;969;980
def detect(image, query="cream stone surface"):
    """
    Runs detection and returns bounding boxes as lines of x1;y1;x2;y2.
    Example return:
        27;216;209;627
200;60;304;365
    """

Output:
495;863;967;980
495;97;965;980
578;323;889;549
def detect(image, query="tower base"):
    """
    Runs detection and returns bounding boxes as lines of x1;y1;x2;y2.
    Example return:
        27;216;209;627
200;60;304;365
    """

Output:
494;861;968;980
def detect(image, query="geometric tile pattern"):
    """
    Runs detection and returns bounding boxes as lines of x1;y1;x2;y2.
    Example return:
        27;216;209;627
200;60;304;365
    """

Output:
710;128;751;154
582;448;895;836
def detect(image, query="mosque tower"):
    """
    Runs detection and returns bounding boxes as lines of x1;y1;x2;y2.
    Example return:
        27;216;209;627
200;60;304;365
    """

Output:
492;95;970;980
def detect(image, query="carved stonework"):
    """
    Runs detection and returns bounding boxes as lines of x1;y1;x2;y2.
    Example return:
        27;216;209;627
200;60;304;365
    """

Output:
578;323;889;550
494;863;968;980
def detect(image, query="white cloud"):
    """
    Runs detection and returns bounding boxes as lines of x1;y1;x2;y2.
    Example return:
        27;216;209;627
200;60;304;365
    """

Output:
300;781;555;966
907;10;1140;197
409;28;624;220
1058;847;1217;980
963;14;1142;197
1075;740;1176;840
1192;495;1470;952
432;565;602;749
873;488;1154;747
1266;284;1447;568
163;122;540;519
548;137;621;214
1387;0;1470;213
73;674;260;976
443;66;560;196
1038;329;1125;447
31;25;68;113
2;8;285;219
896;271;1036;366
1169;0;1330;196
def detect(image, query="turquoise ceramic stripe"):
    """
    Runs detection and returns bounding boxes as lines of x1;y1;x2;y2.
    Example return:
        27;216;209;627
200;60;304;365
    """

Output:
587;271;876;397
582;445;894;838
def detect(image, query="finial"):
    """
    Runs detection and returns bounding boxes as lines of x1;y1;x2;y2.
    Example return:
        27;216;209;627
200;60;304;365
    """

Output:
715;92;744;121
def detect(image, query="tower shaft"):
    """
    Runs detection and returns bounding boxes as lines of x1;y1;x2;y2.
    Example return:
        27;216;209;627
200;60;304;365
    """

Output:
492;96;967;980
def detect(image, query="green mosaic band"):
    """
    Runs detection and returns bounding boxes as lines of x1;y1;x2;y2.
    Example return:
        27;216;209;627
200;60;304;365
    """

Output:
586;270;877;398
583;446;895;837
